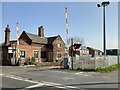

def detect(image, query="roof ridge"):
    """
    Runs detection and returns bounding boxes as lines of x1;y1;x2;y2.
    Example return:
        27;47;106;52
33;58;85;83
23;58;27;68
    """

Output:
26;31;47;39
26;32;38;36
24;31;47;44
25;31;33;40
87;47;102;51
47;35;59;38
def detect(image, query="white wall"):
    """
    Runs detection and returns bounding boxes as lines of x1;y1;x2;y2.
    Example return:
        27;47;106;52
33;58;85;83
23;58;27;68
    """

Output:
69;55;119;69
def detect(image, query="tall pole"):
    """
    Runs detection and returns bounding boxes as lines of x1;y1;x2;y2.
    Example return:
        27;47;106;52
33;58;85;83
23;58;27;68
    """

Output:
103;6;106;58
65;7;69;57
16;22;19;64
97;1;110;60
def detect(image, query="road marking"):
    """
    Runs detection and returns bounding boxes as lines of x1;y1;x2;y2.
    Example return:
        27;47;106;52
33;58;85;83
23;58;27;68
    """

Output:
65;85;79;89
42;81;78;89
25;83;45;88
0;73;4;76
75;72;90;77
75;72;84;74
1;73;38;84
43;81;62;86
1;73;78;89
25;82;78;89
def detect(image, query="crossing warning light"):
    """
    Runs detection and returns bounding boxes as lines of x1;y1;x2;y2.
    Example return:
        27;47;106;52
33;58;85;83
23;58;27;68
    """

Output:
73;42;82;49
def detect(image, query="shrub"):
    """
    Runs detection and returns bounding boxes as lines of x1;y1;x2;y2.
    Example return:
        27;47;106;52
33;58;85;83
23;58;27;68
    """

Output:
31;57;36;65
24;57;31;65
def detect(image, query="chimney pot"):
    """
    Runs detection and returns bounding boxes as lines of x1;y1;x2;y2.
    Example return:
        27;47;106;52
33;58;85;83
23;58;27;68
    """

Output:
38;26;44;37
5;25;10;45
7;25;9;28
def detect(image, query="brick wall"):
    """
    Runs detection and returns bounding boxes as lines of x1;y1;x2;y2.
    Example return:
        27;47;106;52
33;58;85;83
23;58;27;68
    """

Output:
52;36;65;63
19;39;48;63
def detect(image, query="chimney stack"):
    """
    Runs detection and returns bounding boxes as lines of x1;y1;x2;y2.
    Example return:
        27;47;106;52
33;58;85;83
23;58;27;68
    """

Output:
38;26;44;37
5;25;10;45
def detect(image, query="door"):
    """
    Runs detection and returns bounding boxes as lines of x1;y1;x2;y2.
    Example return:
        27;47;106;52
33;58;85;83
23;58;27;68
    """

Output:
49;52;53;62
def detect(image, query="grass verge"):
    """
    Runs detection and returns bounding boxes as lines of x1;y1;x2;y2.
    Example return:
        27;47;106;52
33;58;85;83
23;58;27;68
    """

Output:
96;64;120;73
75;64;120;73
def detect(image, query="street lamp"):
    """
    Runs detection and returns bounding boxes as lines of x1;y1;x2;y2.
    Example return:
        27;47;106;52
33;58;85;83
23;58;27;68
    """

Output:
97;1;110;59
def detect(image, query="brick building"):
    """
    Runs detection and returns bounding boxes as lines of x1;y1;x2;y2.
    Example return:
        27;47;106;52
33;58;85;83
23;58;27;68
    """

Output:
1;25;65;65
87;47;103;57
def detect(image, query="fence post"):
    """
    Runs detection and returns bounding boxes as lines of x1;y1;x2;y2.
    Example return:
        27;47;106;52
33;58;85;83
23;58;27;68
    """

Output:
71;38;74;70
117;50;119;64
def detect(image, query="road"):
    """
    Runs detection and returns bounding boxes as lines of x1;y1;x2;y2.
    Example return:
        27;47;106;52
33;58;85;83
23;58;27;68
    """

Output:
2;76;77;90
1;66;120;90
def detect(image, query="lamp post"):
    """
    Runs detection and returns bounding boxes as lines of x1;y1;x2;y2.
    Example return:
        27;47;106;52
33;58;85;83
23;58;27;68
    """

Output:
97;1;110;59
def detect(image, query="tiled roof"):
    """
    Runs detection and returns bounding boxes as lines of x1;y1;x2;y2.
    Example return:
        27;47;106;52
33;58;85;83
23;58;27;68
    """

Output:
26;32;47;44
87;47;102;52
0;40;17;46
2;31;61;45
47;36;58;44
25;32;59;44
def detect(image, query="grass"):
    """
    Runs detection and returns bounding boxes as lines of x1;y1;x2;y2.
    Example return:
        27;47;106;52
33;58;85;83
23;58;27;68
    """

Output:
96;64;120;73
75;64;120;73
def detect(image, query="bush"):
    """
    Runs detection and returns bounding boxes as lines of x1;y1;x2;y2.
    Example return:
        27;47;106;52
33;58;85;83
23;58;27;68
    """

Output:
24;57;31;65
31;57;36;65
